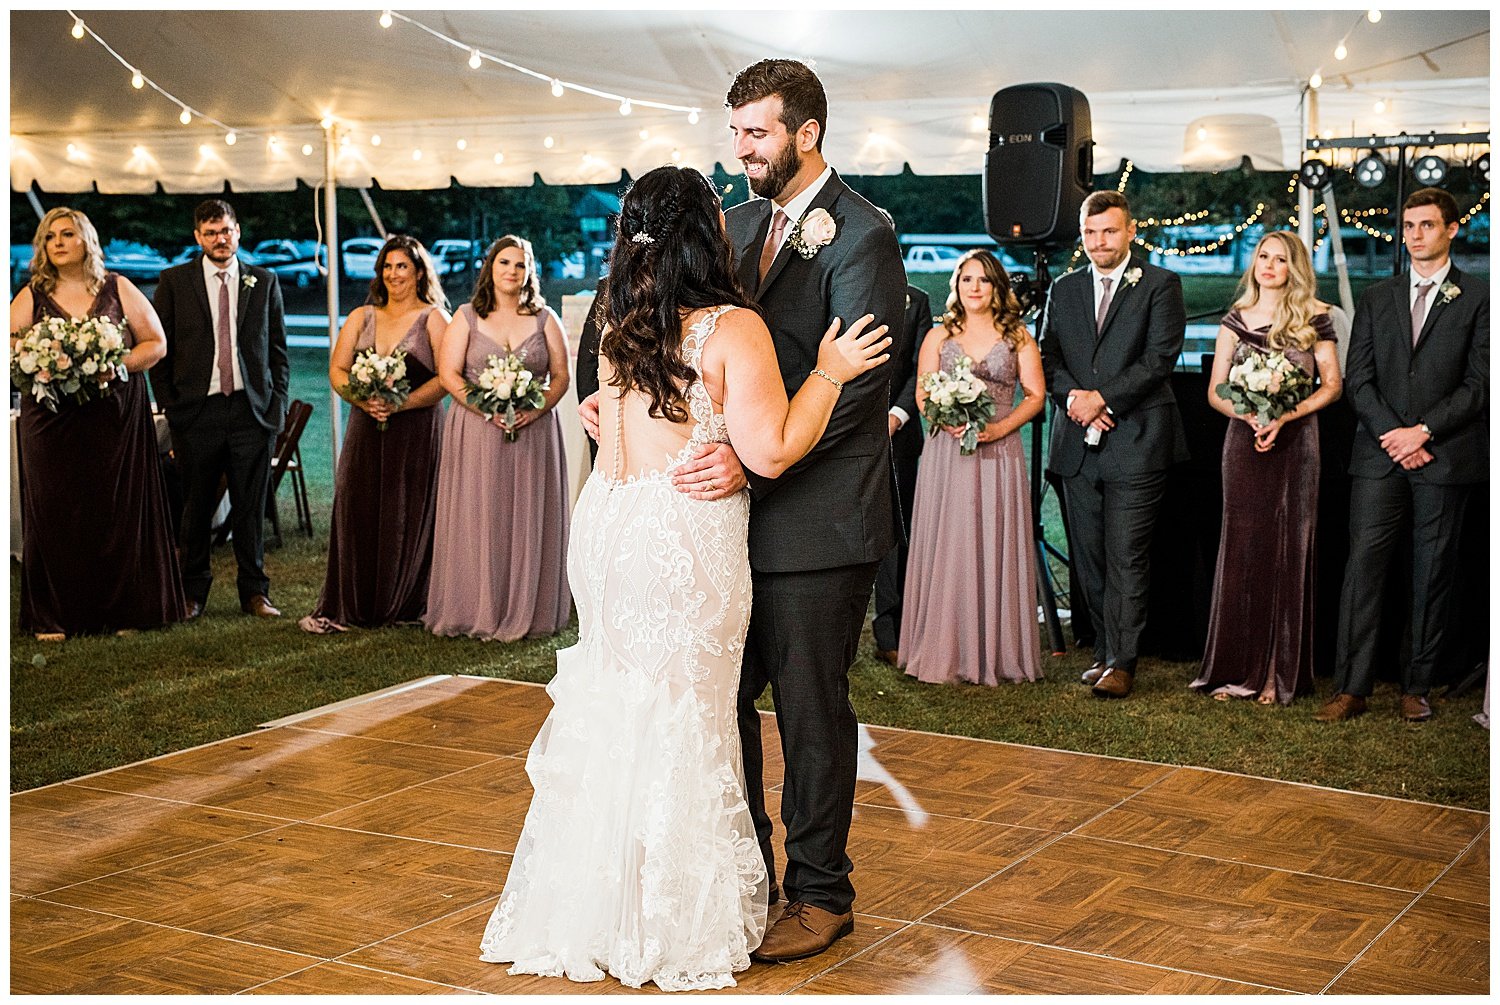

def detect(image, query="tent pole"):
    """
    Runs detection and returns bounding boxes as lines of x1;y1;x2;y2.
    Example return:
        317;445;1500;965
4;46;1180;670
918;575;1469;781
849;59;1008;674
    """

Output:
1297;87;1318;253
26;185;45;222
324;125;343;466
358;189;387;239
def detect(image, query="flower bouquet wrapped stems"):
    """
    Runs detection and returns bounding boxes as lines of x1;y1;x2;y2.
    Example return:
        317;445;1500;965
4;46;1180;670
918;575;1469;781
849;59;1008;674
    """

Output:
11;315;130;412
345;346;410;430
1215;347;1313;427
920;353;996;456
464;352;549;442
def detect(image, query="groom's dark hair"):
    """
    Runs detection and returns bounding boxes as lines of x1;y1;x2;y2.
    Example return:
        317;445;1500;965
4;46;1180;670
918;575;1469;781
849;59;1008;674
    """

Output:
603;166;759;423
193;198;236;227
726;59;828;151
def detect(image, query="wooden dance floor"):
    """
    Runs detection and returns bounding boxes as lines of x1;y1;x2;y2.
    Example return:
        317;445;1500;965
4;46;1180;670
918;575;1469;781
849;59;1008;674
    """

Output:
11;675;1489;994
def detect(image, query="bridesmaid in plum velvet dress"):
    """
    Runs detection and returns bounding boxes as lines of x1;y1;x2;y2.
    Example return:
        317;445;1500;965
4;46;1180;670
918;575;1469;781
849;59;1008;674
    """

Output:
901;251;1045;685
9;208;185;640
1192;231;1342;705
425;235;572;641
301;236;450;633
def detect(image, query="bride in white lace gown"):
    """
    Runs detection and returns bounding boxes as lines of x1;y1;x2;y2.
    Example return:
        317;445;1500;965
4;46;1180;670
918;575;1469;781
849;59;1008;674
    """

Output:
478;166;889;991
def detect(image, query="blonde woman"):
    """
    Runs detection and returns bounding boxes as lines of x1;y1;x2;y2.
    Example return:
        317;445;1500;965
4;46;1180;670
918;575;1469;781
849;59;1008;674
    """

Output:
8;208;186;639
900;250;1046;685
1192;231;1342;705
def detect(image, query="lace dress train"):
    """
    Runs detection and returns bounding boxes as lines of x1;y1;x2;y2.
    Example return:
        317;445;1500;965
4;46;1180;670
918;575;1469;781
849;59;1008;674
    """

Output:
479;306;768;991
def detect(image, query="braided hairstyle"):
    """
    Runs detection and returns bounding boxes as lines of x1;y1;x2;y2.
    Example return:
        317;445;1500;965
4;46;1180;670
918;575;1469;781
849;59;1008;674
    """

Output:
603;166;758;422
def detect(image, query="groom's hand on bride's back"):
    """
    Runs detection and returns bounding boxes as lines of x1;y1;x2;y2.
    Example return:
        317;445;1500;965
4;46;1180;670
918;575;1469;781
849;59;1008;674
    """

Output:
578;391;601;441
672;443;747;501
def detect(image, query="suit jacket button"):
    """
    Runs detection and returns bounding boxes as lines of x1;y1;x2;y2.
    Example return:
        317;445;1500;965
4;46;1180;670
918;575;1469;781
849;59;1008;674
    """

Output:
1092;367;1098;374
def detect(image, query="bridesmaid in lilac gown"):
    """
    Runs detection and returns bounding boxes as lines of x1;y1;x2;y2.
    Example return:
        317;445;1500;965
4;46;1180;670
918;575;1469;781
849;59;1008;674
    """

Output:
1192;232;1342;705
301;236;450;633
900;250;1046;685
8;208;186;639
425;235;572;641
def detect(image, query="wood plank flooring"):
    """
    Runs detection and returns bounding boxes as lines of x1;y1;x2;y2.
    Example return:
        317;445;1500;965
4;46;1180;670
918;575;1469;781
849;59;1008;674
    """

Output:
11;675;1488;995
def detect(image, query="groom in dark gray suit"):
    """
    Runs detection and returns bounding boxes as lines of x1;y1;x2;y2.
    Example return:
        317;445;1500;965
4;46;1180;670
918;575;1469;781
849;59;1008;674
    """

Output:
1040;190;1187;700
669;58;906;961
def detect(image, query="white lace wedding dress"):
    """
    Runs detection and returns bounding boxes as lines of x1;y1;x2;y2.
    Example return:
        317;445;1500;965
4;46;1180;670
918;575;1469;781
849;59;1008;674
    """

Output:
479;306;769;991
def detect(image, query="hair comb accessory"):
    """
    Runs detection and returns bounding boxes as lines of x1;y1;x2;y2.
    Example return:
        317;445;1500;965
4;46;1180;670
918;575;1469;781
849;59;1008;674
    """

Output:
630;231;656;245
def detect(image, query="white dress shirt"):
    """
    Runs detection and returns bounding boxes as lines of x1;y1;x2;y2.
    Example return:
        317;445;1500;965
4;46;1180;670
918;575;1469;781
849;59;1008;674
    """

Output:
202;255;244;395
1091;257;1132;320
1409;259;1452;330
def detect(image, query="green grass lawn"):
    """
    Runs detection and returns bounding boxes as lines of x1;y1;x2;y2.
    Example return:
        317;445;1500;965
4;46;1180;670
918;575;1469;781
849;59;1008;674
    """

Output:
10;346;1488;809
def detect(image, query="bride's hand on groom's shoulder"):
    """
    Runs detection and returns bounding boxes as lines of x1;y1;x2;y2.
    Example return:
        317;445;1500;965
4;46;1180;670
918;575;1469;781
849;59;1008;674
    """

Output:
672;442;747;501
578;392;601;441
818;313;891;385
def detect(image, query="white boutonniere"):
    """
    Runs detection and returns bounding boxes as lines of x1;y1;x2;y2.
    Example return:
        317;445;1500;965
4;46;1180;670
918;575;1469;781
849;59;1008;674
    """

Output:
788;208;837;259
242;273;257;290
1121;266;1143;289
1439;280;1461;304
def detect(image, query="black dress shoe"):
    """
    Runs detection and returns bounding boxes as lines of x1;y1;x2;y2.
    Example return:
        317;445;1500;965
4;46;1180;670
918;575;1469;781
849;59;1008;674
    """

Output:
1080;661;1106;685
769;879;780;906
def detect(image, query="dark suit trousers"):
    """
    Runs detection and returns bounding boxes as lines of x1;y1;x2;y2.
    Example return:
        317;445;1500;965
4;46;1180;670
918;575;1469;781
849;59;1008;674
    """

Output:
738;560;879;916
873;439;919;651
1334;474;1471;697
1062;449;1167;673
170;392;275;605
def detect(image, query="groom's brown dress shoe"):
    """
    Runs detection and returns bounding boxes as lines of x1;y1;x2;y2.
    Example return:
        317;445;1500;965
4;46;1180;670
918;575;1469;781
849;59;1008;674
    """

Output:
1400;694;1433;723
1313;693;1367;722
751;902;854;962
241;595;281;618
1080;661;1106;685
1091;667;1133;699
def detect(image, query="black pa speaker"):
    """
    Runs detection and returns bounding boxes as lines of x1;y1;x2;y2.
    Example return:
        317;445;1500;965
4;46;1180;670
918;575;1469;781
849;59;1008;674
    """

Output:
983;83;1093;247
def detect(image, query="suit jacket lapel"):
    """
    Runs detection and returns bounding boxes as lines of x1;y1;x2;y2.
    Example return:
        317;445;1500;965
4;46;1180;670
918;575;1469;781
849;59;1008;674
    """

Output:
1095;257;1139;343
758;170;846;297
235;260;254;335
191;254;213;327
738;205;770;299
1413;266;1460;351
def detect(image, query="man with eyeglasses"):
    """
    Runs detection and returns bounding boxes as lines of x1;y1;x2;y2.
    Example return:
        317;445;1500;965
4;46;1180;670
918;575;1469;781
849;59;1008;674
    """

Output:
150;199;289;620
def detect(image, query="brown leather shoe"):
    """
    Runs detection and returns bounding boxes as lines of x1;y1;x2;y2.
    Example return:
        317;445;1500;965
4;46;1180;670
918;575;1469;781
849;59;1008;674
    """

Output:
875;649;900;667
241;595;281;618
751;902;854;962
1080;661;1106;685
1313;693;1367;722
185;600;204;620
1091;666;1133;699
1400;694;1433;723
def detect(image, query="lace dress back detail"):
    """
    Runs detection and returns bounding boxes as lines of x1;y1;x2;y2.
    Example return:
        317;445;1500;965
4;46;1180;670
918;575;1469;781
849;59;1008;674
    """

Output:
479;303;765;991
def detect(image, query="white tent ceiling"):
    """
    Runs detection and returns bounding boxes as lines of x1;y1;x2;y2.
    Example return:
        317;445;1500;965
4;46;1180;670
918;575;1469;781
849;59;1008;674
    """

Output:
9;9;1492;193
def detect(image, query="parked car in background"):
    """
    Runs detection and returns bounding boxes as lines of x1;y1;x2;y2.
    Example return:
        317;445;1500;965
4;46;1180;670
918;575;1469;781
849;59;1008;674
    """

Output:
902;244;965;274
341;237;384;281
429;238;483;277
101;240;169;282
165;244;263;268
248;240;326;288
552;251;586;279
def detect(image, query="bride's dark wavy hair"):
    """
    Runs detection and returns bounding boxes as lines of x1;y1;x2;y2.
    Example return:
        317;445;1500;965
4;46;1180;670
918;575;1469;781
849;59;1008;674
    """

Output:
603;166;758;422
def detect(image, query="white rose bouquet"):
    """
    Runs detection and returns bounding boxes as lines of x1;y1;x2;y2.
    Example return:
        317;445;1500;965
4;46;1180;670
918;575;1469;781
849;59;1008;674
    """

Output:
345;346;410;431
11;315;129;413
1216;346;1313;426
465;352;550;442
920;353;996;456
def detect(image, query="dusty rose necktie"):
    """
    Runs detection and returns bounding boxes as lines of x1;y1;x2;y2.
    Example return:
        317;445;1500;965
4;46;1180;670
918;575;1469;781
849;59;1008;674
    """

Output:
1095;276;1113;335
758;209;789;285
216;271;235;394
1410;280;1434;346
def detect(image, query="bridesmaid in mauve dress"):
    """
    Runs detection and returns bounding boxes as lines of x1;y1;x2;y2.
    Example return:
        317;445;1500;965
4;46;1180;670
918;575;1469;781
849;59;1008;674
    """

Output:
300;236;450;633
425;235;572;641
900;250;1045;685
8;208;186;640
1192;231;1342;705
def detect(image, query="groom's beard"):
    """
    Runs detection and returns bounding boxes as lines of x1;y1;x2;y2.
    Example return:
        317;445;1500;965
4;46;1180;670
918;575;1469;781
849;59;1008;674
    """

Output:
745;140;802;201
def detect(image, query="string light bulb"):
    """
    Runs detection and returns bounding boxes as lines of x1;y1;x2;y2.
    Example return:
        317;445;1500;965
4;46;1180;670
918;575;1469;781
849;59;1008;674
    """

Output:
179;107;192;125
131;70;144;89
619;99;632;116
1334;42;1348;60
671;148;682;162
267;136;280;149
320;115;333;130
550;78;564;98
1367;9;1381;22
301;143;313;156
70;17;85;39
1309;72;1323;89
688;109;700;125
456;138;467;150
66;143;78;157
370;134;381;146
468;48;482;70
1196;126;1208;141
1374;99;1387;114
493;151;504;164
199;144;211;157
543;135;555;148
225;132;237;146
132;145;146;158
379;10;393;28
412;148;422;160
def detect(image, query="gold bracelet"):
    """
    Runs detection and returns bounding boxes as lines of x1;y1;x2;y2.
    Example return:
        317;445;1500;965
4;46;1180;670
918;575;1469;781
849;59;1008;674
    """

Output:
810;368;844;391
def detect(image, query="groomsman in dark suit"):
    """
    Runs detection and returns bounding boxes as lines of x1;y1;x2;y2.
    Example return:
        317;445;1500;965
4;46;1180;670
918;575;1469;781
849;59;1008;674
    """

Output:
1316;187;1488;723
663;59;905;960
150;199;289;619
873;275;933;665
1039;190;1187;699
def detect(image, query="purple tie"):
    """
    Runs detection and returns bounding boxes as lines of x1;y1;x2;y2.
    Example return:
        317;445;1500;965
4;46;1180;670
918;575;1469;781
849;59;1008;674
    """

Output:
758;209;789;285
1411;280;1434;346
216;271;235;394
1095;277;1113;335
